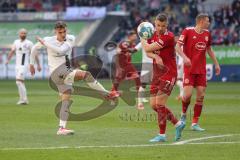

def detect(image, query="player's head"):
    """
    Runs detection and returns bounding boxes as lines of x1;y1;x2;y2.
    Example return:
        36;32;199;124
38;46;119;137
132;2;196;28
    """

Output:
155;13;168;34
196;13;210;29
127;30;137;42
18;28;27;40
55;21;67;41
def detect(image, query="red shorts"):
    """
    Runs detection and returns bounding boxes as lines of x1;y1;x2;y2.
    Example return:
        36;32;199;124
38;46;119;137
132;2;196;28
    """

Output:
150;74;176;96
115;64;138;80
183;73;207;87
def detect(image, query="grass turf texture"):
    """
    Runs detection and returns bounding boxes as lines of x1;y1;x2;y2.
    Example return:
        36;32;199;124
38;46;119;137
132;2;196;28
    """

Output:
0;80;240;160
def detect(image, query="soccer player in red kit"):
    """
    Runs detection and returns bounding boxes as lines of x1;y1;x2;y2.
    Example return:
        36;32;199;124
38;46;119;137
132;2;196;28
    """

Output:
176;13;221;131
141;13;185;142
111;31;144;110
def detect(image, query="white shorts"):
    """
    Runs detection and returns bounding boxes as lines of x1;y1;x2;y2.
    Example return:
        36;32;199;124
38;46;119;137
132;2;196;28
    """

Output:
140;63;153;84
50;67;79;94
16;66;26;80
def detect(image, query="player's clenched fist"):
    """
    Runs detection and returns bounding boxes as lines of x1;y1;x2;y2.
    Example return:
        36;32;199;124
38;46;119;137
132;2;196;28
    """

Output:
29;64;35;76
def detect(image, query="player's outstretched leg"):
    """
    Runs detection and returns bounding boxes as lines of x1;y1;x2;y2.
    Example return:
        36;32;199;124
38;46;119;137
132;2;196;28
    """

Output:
80;71;119;100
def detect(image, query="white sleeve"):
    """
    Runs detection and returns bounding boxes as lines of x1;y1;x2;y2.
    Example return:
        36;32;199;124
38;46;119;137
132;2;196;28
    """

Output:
11;41;16;51
44;41;71;56
30;42;44;65
135;42;142;51
29;41;34;50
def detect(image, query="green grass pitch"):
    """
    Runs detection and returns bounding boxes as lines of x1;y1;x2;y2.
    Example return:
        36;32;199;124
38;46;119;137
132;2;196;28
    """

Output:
0;80;240;160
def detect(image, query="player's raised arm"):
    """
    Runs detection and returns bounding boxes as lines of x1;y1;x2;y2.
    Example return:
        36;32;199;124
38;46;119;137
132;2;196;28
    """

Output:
140;38;163;52
5;41;16;64
36;36;72;56
207;47;221;75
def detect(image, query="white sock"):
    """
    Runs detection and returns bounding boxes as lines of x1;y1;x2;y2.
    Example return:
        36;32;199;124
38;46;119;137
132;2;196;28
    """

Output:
159;134;166;137
138;86;145;103
192;123;197;126
16;81;24;101
176;80;184;97
59;100;70;128
59;120;67;128
175;121;182;128
20;82;27;101
87;80;109;95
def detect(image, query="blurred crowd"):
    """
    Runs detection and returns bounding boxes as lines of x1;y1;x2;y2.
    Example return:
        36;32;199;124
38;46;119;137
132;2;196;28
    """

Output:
109;0;240;45
0;0;239;45
0;0;111;12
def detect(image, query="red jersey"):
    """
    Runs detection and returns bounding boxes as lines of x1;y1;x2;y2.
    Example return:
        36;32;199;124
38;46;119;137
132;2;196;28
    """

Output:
178;27;212;74
117;40;136;67
148;31;177;78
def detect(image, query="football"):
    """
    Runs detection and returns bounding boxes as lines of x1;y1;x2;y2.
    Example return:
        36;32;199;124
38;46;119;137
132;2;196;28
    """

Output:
137;22;155;40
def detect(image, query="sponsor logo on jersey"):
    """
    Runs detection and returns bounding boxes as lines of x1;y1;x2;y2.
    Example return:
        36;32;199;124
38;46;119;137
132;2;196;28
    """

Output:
195;42;206;51
184;78;189;84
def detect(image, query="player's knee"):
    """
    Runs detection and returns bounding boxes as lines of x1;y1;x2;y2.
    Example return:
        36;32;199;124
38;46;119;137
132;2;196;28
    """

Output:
183;94;191;102
84;71;95;82
150;100;156;109
16;80;22;86
196;95;204;104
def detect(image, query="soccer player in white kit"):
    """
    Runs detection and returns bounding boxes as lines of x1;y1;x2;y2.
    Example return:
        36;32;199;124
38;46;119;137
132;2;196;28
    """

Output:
135;43;153;105
5;28;41;105
176;54;184;101
29;21;118;135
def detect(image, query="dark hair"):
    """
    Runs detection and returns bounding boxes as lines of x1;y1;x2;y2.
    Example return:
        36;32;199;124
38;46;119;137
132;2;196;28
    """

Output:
127;30;137;36
156;13;168;22
196;13;209;22
55;21;67;29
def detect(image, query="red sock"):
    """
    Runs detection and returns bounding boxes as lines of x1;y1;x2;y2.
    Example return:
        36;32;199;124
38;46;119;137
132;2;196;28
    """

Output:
155;106;167;134
182;100;190;114
192;104;203;124
112;80;120;91
165;107;178;125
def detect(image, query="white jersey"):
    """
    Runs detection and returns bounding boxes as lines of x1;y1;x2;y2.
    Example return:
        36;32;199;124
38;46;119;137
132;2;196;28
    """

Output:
12;39;33;67
135;42;152;64
30;34;75;74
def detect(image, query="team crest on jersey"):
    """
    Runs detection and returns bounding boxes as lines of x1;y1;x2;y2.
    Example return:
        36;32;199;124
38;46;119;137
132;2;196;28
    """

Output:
184;78;189;84
205;36;209;41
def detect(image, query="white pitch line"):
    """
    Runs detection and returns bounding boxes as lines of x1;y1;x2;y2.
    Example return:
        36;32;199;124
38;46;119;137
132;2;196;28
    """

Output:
1;134;240;151
188;141;240;145
173;134;240;145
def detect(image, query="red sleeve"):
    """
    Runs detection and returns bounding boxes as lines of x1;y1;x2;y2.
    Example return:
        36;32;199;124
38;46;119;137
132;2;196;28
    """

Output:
177;28;188;45
207;32;212;48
